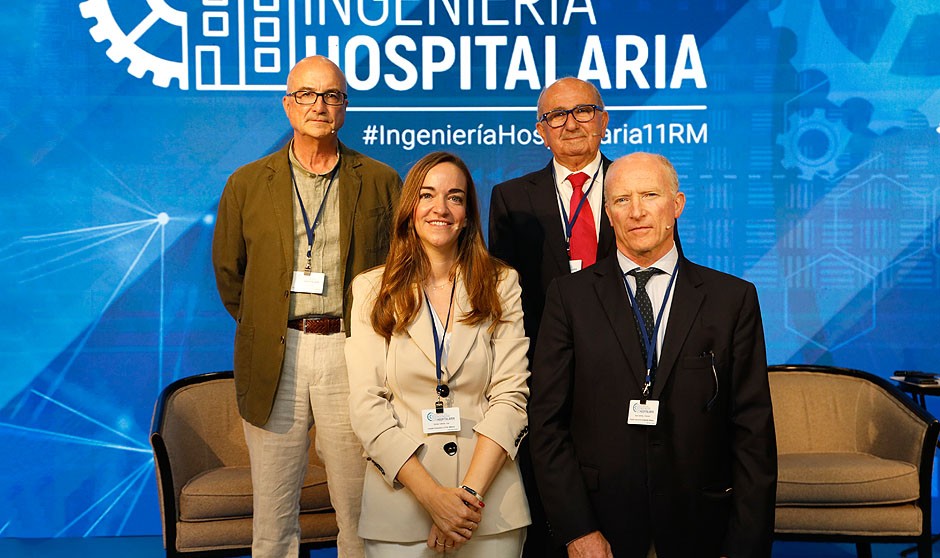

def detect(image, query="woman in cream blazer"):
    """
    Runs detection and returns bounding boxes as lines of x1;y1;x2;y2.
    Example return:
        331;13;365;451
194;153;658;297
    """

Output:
346;152;531;556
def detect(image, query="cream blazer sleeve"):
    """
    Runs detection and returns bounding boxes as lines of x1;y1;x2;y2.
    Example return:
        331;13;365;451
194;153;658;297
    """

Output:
345;268;424;486
472;267;530;458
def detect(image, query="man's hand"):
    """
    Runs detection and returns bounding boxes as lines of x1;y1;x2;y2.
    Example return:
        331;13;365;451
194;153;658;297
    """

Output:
567;531;614;558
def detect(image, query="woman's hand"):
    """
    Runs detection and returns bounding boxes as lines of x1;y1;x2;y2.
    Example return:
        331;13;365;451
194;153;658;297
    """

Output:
427;522;477;554
398;456;483;549
427;524;450;553
420;485;482;549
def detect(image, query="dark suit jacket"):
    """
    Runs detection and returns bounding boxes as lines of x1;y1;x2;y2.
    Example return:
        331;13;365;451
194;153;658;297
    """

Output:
488;158;615;355
212;141;401;426
529;253;777;558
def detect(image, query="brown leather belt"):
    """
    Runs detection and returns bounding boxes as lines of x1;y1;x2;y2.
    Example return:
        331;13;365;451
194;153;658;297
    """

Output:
287;316;342;335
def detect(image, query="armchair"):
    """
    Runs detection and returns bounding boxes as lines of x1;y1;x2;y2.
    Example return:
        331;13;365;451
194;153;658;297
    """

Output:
769;364;939;558
150;371;338;557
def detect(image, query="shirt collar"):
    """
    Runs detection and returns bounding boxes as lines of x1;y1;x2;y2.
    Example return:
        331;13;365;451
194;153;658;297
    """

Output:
288;139;340;178
617;244;679;277
552;152;603;186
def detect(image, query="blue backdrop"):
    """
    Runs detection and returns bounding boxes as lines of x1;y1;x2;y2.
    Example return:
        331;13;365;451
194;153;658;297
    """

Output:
2;0;939;538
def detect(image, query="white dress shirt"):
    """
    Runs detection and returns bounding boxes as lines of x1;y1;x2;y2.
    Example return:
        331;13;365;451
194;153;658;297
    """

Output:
617;245;680;366
552;152;604;240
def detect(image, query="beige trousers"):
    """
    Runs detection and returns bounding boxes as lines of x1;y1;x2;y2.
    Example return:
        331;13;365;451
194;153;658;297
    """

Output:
243;329;366;558
364;527;526;558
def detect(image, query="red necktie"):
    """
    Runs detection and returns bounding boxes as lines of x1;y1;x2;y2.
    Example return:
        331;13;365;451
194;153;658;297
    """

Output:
567;172;597;268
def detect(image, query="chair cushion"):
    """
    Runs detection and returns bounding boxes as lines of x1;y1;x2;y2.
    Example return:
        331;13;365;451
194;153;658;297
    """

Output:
776;452;919;506
180;465;333;521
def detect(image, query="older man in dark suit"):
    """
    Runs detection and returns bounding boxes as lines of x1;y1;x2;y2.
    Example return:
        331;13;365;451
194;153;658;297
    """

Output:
488;77;616;557
529;152;776;558
489;77;616;360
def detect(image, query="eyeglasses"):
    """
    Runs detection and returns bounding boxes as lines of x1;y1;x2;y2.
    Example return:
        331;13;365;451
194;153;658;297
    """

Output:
287;90;347;106
538;104;603;128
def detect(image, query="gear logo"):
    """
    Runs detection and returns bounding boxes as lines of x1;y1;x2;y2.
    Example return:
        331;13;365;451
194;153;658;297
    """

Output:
79;0;297;91
777;108;851;180
80;0;188;89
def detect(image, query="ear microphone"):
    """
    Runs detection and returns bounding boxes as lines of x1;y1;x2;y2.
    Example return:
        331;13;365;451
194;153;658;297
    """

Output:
665;225;672;229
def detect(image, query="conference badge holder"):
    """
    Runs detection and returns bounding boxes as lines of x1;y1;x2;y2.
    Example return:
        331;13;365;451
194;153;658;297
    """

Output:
628;399;659;426
422;405;461;434
291;269;326;294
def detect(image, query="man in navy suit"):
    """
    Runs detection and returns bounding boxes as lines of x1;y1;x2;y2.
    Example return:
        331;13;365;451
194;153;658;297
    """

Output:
529;152;777;558
488;77;616;557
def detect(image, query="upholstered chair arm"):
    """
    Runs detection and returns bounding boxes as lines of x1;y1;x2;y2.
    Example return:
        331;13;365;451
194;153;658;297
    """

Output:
854;382;929;465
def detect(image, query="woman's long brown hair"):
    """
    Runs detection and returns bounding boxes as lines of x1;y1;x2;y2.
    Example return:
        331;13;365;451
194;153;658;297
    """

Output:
371;151;506;340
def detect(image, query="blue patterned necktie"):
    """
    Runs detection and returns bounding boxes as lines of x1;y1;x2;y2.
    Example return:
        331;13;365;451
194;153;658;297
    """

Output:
627;267;663;362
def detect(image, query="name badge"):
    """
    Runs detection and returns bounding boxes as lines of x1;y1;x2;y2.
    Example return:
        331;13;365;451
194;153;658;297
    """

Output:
422;407;461;434
627;399;659;426
291;271;325;294
569;259;583;273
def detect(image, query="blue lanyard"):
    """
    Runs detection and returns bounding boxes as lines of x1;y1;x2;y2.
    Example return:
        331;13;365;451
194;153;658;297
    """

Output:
424;282;456;394
552;164;602;251
622;260;679;399
289;158;339;271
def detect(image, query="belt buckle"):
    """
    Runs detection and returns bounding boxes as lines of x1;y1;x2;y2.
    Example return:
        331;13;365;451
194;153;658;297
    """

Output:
302;317;318;333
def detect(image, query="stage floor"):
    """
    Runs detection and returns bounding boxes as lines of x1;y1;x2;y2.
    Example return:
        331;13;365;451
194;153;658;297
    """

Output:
0;537;934;557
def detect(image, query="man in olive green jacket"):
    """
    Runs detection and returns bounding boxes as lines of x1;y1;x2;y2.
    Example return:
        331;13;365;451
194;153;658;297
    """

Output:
212;56;401;558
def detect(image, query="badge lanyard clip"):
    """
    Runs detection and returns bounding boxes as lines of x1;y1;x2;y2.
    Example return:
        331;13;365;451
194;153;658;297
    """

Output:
425;282;456;413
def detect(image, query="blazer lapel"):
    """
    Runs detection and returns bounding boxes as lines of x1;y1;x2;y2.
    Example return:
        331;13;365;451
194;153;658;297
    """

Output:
445;276;475;377
651;257;704;399
268;144;295;275
405;291;437;369
527;162;570;276
597;156;615;260
593;256;646;393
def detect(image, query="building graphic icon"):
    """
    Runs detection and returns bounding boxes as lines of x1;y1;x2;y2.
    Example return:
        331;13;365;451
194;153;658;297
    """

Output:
80;0;317;90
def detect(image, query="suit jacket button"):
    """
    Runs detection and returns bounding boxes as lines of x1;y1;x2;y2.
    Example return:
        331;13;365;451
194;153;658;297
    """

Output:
443;442;457;456
280;336;285;344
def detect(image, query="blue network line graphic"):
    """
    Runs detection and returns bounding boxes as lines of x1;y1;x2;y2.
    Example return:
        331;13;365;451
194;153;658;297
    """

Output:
58;460;153;537
0;186;203;536
8;210;186;418
0;387;153;537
